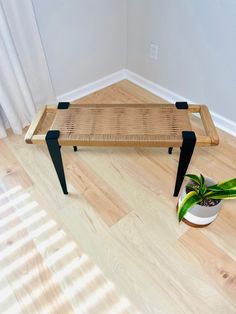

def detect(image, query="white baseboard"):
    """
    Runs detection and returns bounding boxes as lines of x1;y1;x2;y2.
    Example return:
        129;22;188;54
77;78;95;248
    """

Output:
57;68;236;137
57;70;126;102
124;70;194;104
125;70;236;137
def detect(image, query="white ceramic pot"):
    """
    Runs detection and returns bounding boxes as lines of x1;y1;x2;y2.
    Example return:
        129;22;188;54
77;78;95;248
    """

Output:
178;178;223;227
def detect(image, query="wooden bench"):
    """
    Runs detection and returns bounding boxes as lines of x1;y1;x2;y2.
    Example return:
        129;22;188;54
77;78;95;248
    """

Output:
25;102;219;196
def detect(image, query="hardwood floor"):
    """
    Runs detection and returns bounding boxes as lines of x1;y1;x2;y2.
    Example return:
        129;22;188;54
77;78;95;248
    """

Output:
1;80;236;313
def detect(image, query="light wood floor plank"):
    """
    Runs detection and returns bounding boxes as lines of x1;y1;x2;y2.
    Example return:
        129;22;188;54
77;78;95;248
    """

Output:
64;153;133;226
178;229;236;306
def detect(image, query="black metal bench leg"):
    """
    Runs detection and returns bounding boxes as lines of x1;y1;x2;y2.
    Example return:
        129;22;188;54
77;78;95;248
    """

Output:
73;146;77;152
46;130;68;195
173;131;196;197
168;147;173;155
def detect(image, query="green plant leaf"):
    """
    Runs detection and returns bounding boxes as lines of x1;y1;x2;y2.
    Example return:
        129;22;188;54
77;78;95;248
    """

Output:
207;186;224;192
186;184;198;192
199;174;207;194
178;191;202;222
185;174;201;185
207;189;236;200
203;190;215;198
200;174;205;186
208;178;236;191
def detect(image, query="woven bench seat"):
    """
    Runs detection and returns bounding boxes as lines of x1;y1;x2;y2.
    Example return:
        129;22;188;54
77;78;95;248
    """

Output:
50;104;192;146
25;102;219;196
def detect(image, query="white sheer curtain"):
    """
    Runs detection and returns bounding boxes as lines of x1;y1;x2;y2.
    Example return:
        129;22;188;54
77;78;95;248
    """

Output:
0;0;56;138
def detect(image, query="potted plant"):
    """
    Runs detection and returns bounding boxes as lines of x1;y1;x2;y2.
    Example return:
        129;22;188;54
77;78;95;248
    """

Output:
177;174;236;227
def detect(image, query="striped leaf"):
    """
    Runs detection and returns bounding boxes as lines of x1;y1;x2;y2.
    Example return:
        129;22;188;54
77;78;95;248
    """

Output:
185;174;201;186
208;178;236;191
199;174;207;194
178;191;202;222
186;184;198;192
207;189;236;200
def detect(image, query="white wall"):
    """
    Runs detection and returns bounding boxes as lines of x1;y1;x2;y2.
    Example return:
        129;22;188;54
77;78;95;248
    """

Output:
31;0;236;126
33;0;127;96
127;0;236;123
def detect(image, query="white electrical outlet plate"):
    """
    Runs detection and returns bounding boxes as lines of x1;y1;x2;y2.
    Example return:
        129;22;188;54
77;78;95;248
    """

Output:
149;43;158;60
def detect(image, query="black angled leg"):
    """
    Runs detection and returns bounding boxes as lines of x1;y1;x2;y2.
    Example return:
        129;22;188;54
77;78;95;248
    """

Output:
46;131;68;195
173;131;196;197
168;147;173;155
73;146;77;152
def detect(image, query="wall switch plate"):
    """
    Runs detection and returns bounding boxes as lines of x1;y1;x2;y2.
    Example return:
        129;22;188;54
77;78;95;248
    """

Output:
149;43;158;60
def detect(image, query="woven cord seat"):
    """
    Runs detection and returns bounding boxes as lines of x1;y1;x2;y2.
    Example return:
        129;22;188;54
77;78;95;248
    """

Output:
50;104;192;146
25;102;219;196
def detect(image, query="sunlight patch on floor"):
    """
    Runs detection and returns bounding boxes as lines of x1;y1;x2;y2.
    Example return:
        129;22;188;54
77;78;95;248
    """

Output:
0;186;136;314
0;185;22;201
0;192;30;213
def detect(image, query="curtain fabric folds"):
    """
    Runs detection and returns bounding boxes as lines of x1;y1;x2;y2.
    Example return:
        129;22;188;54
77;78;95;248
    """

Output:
0;0;55;138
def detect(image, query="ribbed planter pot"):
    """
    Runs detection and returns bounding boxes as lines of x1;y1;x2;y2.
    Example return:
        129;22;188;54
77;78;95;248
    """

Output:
177;178;223;228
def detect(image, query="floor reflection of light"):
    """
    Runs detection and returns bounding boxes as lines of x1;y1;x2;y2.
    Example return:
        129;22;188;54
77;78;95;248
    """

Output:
0;221;58;281
0;185;22;201
37;230;66;251
0;187;134;314
0;241;76;282
0;220;57;261
44;242;77;267
1;281;55;314
0;255;90;311
0;210;47;243
0;252;83;312
1;248;39;280
76;281;115;314
0;192;30;213
0;208;77;298
0;201;38;227
105;297;131;314
2;301;21;314
0;271;40;305
64;265;102;297
53;254;89;282
28;255;91;311
40;278;116;314
38;291;73;314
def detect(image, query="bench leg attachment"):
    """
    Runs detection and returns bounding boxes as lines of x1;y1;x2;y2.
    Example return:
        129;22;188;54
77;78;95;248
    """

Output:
46;130;68;195
168;147;173;155
174;131;196;197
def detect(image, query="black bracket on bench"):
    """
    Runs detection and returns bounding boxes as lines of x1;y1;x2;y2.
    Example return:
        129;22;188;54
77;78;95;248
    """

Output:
57;102;70;109
175;102;189;110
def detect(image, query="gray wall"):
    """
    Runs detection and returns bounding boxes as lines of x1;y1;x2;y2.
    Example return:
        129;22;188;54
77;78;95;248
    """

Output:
33;0;127;96
32;0;236;123
127;0;236;122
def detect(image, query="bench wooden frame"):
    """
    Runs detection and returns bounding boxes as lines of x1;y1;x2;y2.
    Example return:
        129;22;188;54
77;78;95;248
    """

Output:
25;102;219;196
